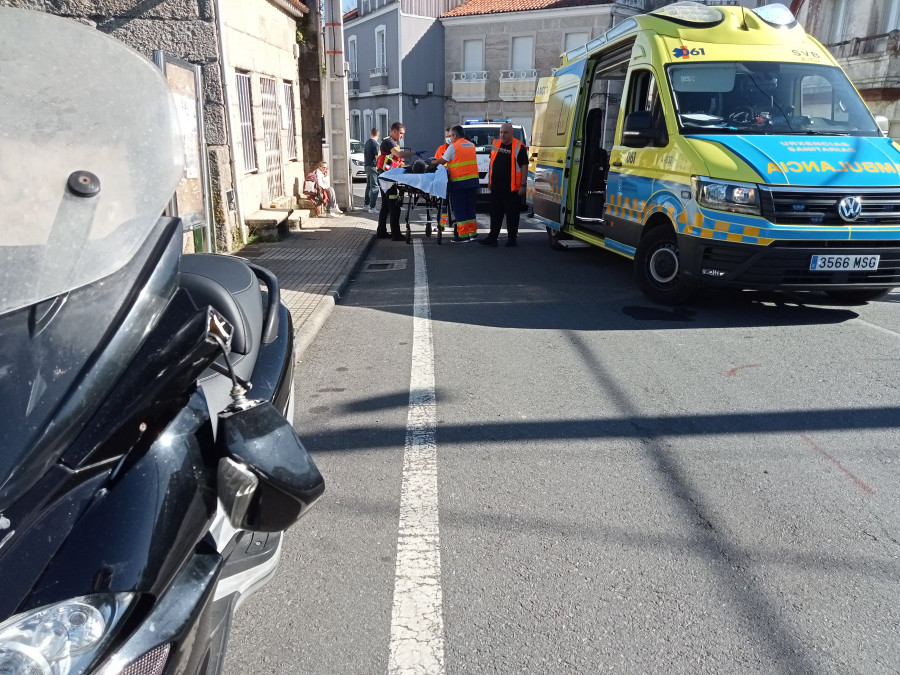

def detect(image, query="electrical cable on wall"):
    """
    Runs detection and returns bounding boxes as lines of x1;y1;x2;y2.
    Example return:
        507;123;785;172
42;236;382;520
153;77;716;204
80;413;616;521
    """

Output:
323;0;346;78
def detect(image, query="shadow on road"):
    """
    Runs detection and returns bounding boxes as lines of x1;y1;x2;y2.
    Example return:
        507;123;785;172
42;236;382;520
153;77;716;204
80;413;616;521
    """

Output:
341;231;863;331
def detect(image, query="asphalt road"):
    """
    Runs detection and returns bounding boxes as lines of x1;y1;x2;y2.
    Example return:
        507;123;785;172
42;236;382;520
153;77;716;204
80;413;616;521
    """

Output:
224;208;900;674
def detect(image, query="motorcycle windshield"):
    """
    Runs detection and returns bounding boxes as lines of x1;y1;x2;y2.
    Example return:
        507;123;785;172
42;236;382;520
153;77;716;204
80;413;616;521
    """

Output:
0;8;183;504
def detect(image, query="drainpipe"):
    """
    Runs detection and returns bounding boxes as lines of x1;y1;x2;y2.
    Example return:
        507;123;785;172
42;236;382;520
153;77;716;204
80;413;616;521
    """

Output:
397;7;403;131
215;0;248;245
323;0;351;209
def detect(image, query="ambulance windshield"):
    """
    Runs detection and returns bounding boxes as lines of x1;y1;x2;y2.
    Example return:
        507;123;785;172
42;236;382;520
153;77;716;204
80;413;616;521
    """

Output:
668;61;880;136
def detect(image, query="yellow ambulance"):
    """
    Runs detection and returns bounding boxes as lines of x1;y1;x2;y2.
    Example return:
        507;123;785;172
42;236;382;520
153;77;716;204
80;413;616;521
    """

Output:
527;1;900;304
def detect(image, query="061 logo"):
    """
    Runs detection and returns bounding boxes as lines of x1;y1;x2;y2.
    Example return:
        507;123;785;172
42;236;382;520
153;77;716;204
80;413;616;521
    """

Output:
673;46;706;59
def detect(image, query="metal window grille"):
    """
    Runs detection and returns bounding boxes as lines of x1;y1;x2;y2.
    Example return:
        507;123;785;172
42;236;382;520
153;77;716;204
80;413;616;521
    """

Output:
260;76;284;201
282;81;297;160
235;72;257;172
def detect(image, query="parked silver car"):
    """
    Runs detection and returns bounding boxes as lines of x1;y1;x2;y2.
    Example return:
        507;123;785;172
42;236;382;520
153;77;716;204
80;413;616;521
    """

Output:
349;139;366;181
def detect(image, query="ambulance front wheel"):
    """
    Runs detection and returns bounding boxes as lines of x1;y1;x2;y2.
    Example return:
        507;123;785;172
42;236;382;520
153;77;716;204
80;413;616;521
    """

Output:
635;226;695;305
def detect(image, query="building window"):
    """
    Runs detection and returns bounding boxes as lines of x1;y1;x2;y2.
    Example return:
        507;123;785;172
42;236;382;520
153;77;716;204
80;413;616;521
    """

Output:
235;71;257;173
375;25;386;70
364;109;374;136
462;39;484;75
282;81;297;160
348;36;358;78
885;0;900;32
564;32;590;53
376;108;389;140
350;110;361;141
511;36;534;72
830;0;850;42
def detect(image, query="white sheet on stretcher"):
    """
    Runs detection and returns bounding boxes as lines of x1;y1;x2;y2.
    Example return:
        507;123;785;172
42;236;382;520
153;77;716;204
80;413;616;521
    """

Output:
378;165;448;199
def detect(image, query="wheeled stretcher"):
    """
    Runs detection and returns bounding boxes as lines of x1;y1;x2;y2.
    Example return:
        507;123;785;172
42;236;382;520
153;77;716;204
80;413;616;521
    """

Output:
378;165;450;245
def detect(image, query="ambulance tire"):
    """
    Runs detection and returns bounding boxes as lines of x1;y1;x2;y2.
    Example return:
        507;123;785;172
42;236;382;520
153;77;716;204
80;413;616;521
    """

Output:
634;226;695;305
547;226;569;250
824;288;890;303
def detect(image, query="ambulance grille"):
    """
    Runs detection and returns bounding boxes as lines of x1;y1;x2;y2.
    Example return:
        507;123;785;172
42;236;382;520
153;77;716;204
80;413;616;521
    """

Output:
759;186;900;225
699;243;900;286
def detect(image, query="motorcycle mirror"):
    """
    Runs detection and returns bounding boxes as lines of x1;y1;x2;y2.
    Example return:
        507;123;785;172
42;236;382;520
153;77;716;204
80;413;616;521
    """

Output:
216;400;325;532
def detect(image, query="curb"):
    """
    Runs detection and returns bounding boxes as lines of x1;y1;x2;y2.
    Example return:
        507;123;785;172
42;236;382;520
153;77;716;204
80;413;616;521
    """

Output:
293;231;377;362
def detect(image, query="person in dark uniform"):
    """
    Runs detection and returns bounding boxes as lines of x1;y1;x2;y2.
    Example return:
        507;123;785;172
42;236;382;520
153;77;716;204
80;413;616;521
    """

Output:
377;121;416;240
478;123;528;247
363;127;380;213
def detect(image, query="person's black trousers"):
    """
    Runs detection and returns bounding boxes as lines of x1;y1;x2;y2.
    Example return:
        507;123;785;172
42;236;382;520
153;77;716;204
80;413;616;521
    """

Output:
377;184;402;237
487;189;522;241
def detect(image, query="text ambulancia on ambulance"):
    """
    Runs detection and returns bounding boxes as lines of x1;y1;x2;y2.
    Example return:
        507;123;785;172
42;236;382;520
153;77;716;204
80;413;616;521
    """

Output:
526;1;900;304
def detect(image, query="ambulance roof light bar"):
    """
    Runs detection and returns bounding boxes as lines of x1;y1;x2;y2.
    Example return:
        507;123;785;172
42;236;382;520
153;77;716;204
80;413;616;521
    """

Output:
751;3;797;28
649;2;724;28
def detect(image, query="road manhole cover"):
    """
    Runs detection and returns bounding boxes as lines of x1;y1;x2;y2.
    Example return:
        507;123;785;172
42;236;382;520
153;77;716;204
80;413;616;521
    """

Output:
364;260;407;272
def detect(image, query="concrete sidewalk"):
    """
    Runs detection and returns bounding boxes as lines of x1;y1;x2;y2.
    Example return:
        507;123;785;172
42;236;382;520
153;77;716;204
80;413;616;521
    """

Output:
234;211;377;360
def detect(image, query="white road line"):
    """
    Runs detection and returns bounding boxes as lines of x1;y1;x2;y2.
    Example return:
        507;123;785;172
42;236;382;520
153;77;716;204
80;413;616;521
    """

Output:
388;239;445;675
851;317;900;339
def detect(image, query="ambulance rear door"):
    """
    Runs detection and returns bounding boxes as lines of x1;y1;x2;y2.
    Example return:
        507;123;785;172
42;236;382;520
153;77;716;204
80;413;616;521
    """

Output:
528;62;585;229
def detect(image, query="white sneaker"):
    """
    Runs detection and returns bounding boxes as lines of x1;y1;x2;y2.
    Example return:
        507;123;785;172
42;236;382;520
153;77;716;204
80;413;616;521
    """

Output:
327;212;339;218
332;209;344;215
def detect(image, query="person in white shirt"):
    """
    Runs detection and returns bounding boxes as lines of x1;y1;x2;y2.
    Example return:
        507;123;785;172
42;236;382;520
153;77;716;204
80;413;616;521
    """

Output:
315;161;343;216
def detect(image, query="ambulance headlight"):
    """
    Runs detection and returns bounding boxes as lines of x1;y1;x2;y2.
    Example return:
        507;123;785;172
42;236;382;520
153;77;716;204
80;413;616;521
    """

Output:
693;177;760;215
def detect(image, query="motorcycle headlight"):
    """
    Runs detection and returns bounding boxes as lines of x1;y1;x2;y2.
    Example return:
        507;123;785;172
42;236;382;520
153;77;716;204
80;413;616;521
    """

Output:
0;593;134;675
692;176;760;215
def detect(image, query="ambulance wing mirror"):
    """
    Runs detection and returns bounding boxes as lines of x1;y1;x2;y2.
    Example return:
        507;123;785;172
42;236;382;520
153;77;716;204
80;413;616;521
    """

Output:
622;111;663;148
875;115;890;137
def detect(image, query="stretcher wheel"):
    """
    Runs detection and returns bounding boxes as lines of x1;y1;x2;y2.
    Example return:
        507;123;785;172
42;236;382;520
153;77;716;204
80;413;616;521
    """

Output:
426;223;432;237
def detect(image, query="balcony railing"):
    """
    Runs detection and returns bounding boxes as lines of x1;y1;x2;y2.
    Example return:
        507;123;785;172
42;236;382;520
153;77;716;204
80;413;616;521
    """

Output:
369;65;388;94
348;71;359;96
827;30;900;58
499;69;539;101
827;30;900;93
451;70;488;102
452;70;488;81
499;69;538;80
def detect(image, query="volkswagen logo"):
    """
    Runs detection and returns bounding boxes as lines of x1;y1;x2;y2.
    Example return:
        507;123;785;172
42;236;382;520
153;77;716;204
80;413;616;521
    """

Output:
837;195;862;222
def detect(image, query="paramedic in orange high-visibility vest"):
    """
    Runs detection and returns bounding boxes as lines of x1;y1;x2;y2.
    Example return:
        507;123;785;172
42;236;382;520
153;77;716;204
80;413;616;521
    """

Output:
434;127;453;236
377;121;417;241
432;125;479;243
478;123;528;247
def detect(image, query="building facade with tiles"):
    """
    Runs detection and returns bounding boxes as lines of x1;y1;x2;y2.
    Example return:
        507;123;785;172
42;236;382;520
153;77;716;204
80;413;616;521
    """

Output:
343;0;459;155
440;0;650;141
794;0;900;139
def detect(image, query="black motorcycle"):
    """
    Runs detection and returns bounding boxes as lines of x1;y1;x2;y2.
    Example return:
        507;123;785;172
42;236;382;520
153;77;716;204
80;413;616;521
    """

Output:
0;8;324;674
